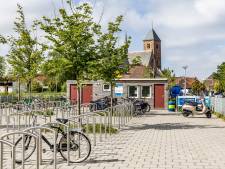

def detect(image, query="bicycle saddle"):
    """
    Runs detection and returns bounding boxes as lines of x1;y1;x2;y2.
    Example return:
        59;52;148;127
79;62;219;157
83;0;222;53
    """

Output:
56;118;69;124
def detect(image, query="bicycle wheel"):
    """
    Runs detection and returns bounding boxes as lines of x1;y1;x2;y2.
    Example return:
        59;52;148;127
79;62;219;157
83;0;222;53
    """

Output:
14;135;36;163
59;131;91;163
145;104;151;112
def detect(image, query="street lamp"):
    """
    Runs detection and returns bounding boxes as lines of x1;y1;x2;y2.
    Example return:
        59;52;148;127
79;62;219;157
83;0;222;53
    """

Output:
182;65;188;96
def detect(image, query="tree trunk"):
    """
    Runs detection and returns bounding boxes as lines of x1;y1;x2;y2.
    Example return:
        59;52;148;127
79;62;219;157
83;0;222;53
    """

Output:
110;82;113;135
5;80;8;94
18;78;21;101
29;80;32;103
77;81;81;115
55;77;58;93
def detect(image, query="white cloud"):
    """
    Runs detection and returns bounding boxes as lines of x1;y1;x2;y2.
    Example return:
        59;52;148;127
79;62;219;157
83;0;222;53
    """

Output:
1;0;225;79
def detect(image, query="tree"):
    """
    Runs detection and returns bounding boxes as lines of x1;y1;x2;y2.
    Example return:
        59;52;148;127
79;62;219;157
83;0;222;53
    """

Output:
89;16;130;120
143;66;154;78
132;56;141;65
0;56;5;78
41;52;68;92
39;2;101;114
1;4;45;100
0;35;6;79
213;62;225;93
191;79;206;96
161;68;176;89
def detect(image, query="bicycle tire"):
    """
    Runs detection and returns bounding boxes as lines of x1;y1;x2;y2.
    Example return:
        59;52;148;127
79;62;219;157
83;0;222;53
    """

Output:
14;135;36;164
145;104;151;112
59;131;91;163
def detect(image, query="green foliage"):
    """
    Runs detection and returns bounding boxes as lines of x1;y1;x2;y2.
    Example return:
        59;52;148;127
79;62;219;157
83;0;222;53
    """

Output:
213;112;225;121
39;2;101;83
33;110;54;117
32;81;42;92
82;123;118;134
0;56;5;77
213;62;225;93
41;52;68;91
60;82;67;92
90;15;131;83
39;1;104;115
1;4;45;92
214;81;224;93
39;1;130;115
143;66;154;78
132;56;141;65
161;68;176;89
191;79;206;95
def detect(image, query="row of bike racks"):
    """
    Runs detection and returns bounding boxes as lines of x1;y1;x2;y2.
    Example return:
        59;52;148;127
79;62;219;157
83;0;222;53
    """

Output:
0;102;97;126
0;101;134;169
0;122;70;169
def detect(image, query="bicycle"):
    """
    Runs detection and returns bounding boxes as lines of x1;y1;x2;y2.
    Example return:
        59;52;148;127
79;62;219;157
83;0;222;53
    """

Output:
14;117;91;163
130;99;151;115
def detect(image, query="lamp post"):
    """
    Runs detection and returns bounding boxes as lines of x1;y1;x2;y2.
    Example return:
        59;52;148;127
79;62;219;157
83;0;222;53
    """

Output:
182;66;188;96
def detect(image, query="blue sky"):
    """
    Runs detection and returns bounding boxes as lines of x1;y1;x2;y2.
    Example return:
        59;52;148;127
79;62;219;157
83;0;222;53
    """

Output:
0;0;225;79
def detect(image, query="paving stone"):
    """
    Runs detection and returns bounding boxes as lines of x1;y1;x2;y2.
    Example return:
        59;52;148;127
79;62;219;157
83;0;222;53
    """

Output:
2;110;225;168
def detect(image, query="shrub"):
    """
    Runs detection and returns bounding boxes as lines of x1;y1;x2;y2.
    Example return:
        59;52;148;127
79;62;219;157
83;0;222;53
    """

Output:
32;81;42;92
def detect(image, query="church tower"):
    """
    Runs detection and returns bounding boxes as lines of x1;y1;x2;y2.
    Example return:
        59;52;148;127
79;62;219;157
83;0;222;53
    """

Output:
143;28;161;69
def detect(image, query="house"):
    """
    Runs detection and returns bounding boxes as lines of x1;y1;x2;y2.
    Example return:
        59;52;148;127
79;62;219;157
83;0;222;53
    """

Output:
175;77;197;89
204;75;215;92
67;28;168;109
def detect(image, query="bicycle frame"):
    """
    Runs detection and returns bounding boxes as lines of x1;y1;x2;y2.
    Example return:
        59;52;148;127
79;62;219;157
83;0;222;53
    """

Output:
41;125;66;151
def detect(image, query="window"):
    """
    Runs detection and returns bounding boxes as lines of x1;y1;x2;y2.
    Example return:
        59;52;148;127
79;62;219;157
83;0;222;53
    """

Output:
147;43;151;49
128;86;138;98
141;86;151;98
156;44;159;49
103;84;111;92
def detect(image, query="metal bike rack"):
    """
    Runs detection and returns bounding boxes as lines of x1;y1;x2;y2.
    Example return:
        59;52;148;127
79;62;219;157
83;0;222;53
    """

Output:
0;140;15;169
42;122;71;166
0;101;135;168
68;111;110;146
24;126;57;169
0;131;39;169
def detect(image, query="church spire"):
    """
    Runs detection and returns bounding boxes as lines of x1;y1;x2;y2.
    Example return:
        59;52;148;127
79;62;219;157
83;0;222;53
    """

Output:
143;28;160;41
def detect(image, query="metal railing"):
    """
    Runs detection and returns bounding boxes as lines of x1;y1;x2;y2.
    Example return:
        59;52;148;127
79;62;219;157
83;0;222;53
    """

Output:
24;126;58;169
0;131;39;169
0;101;134;168
210;97;225;114
0;140;15;169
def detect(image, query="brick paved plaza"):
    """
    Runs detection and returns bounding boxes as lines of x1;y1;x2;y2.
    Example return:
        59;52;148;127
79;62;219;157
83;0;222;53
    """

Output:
71;111;225;169
2;110;225;169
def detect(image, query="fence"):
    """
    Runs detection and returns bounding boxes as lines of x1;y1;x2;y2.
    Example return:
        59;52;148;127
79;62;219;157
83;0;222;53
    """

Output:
0;101;134;168
0;95;67;104
210;97;225;114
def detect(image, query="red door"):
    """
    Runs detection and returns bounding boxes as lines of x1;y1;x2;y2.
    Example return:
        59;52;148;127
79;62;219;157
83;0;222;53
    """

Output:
70;84;93;104
154;84;165;109
82;85;93;104
70;84;77;104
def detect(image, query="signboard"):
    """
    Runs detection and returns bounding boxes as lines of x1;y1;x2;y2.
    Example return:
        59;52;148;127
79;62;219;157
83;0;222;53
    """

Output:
115;83;123;97
177;96;200;107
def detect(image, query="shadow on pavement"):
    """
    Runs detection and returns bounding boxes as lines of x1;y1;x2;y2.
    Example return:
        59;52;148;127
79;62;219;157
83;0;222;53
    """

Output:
87;159;124;163
123;123;225;131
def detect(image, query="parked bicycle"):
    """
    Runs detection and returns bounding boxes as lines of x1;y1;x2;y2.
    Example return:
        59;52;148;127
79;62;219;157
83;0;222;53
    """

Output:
89;96;117;111
129;98;151;115
14;117;91;163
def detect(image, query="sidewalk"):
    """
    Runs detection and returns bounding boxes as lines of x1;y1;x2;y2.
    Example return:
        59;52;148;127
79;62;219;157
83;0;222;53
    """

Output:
3;110;225;169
